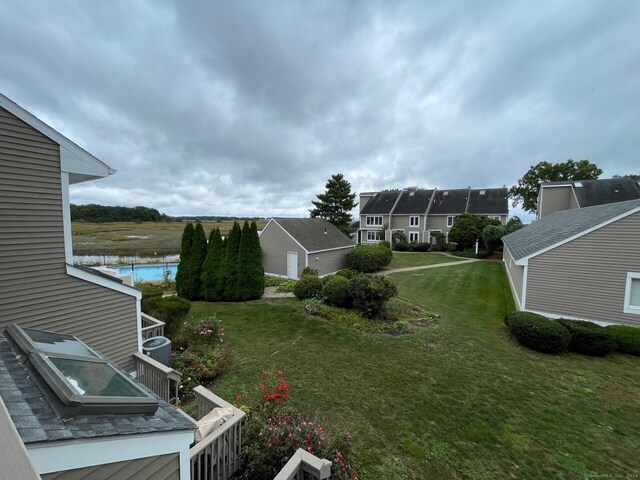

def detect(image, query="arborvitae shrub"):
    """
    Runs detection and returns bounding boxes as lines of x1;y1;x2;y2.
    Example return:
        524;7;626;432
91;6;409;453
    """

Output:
236;221;265;301
181;222;207;300
222;222;242;301
175;222;194;298
559;319;617;356
347;275;397;318
322;275;351;308
293;275;323;300
607;325;640;356
201;228;224;301
505;312;571;353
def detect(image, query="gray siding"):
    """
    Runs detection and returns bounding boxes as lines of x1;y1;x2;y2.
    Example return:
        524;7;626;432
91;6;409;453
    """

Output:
312;247;353;276
260;221;306;278
360;213;390;244
0;107;138;371
503;246;524;309
425;215;450;237
41;453;180;480
539;186;574;218
525;211;640;326
390;215;424;241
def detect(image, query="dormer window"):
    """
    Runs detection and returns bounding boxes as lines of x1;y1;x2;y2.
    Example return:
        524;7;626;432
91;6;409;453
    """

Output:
6;324;158;418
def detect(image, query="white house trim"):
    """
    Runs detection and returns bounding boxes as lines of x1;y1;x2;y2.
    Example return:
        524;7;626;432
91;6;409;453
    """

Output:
515;205;640;265
308;245;355;254
623;272;640;315
61;172;73;265
270;219;309;253
521;264;528;310
27;430;194;476
66;265;141;299
0;93;114;182
525;309;616;327
502;248;523;311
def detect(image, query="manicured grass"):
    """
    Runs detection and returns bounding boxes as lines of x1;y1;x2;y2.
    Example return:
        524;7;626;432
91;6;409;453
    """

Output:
386;251;467;269
191;262;640;479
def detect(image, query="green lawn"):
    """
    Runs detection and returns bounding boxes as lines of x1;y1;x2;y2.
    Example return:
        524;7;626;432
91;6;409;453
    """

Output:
190;262;640;479
386;251;467;269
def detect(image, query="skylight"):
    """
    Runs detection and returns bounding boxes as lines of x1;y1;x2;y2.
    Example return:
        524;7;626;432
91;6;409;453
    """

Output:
6;324;158;417
574;182;583;187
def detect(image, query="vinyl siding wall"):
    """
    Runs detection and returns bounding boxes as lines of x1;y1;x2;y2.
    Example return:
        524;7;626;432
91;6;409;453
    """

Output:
0;107;138;371
390;215;424;242
539;186;574;218
41;453;180;480
311;247;354;276
425;215;450;237
525;211;640;326
260;221;306;277
360;214;390;244
503;246;524;309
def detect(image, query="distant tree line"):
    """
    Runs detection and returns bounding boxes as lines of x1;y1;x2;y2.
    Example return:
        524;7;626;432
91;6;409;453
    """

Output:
176;221;264;302
71;204;171;223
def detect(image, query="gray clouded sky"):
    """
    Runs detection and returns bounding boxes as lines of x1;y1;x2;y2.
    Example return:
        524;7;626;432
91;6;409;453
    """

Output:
1;0;638;220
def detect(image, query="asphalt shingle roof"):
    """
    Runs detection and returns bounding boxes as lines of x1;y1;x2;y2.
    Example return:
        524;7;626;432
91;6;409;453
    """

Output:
573;178;640;207
272;218;354;252
393;190;434;214
360;191;401;214
0;331;195;445
503;199;640;261
429;189;469;215
466;188;508;214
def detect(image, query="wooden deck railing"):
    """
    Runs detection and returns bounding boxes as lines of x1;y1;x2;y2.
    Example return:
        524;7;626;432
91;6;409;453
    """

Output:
133;352;181;403
141;312;165;340
274;449;332;480
190;386;246;480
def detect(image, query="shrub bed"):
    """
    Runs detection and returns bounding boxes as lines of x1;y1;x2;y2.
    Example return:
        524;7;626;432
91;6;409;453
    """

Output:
276;280;297;292
142;295;191;335
607;325;640;356
347;274;398;318
293;275;323;299
393;242;431;252
264;276;285;287
322;275;351;308
559;319;617;356
505;312;571;353
346;244;392;273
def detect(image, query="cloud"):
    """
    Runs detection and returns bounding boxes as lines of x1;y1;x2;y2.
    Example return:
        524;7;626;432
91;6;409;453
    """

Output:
1;0;638;220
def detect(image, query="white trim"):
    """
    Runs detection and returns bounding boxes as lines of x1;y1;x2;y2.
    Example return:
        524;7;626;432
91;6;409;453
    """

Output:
409;216;420;227
515;204;640;265
61;172;73;264
570;184;581;208
365;215;383;227
409;231;420;242
308;245;355;254
623;272;640;315
366;231;383;242
521;264;528;310
66;265;142;299
286;251;299;279
257;218;274;238
0;93;114;182
447;215;457;227
27;430;193;476
524;309;617;327
502;248;523;311
265;272;288;279
270;219;309;253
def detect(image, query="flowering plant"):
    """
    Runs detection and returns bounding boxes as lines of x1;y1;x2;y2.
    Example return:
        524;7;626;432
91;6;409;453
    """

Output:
188;315;223;345
259;370;289;406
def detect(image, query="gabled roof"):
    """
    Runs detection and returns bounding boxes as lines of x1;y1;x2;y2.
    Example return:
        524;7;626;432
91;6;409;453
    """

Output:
466;188;508;214
269;218;354;252
360;191;402;214
503;199;640;262
0;93;115;184
393;190;434;214
429;188;469;215
541;178;640;208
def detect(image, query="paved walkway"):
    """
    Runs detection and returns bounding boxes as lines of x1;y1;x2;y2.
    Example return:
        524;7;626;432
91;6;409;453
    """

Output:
377;257;481;275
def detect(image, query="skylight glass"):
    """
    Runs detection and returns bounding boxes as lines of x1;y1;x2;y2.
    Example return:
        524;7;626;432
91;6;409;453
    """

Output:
23;328;99;358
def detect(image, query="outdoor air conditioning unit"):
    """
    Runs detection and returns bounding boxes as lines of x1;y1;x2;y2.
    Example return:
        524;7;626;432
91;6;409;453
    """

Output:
142;336;171;366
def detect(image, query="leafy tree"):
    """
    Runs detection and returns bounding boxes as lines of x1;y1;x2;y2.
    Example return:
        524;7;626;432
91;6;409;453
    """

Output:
482;216;525;251
175;222;194;298
201;228;224;301
448;214;500;249
179;222;207;300
310;173;357;236
613;174;640;181
510;160;602;213
222;221;242;300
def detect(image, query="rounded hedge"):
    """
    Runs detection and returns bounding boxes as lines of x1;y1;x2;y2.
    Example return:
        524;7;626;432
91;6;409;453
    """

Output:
607;325;640;356
505;312;571;354
293;274;323;300
346;244;392;273
559;319;617;356
335;269;360;280
322;275;351;308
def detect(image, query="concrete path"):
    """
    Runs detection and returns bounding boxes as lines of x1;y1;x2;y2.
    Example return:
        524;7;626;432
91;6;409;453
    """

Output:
377;257;481;275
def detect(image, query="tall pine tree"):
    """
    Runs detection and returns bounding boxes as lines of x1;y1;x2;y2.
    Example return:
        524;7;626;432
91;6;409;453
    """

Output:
201;228;224;301
175;222;194;298
181;222;208;300
221;221;242;301
310;173;357;237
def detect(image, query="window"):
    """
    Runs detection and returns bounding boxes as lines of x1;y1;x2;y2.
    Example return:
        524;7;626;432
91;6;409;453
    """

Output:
365;216;383;226
410;216;419;227
409;232;420;242
624;273;640;315
447;216;457;227
487;215;501;221
367;231;382;242
6;324;159;417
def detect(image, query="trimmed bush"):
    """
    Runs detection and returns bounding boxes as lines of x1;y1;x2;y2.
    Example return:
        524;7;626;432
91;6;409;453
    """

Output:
335;269;360;280
143;296;191;335
394;241;410;252
322;275;351;308
608;325;640;356
293;275;323;300
411;242;431;252
276;280;297;292
559;319;617;356
505;312;571;353
379;240;391;249
301;266;319;276
347;274;397;318
139;284;163;299
346;244;392;273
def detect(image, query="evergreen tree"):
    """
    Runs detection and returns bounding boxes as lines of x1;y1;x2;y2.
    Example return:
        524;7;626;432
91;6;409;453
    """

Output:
175;222;194;298
310;173;358;236
180;222;207;300
221;222;242;300
236;221;265;300
201;228;224;301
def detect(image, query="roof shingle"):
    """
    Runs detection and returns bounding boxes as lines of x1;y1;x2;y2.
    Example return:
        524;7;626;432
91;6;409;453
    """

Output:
270;218;354;252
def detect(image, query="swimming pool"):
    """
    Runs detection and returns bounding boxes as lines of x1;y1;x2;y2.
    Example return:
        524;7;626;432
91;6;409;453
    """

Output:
116;264;178;282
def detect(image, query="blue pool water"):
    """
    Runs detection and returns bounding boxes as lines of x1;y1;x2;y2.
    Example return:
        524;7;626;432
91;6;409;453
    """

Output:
116;264;178;282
